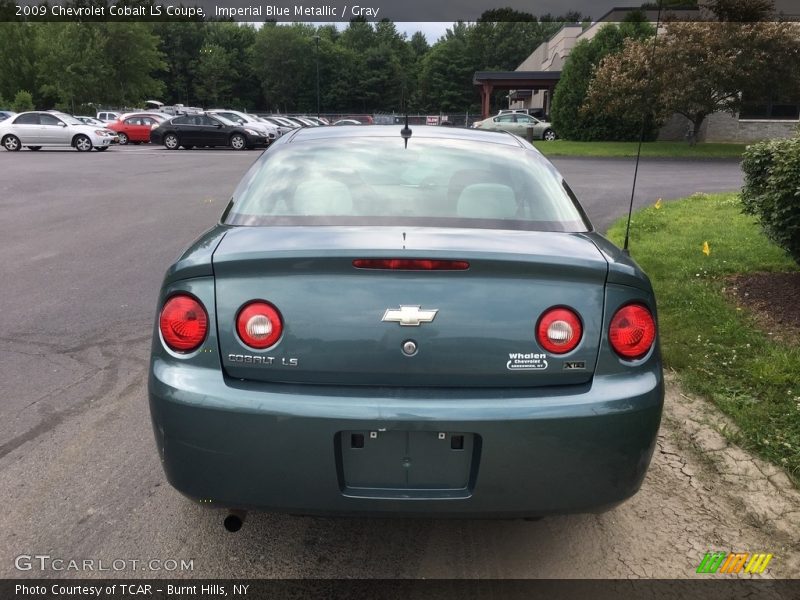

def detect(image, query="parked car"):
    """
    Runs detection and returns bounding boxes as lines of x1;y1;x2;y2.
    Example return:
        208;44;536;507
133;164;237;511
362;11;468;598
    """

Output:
75;116;120;143
300;116;328;126
118;112;169;123
148;125;663;527
150;113;268;150
96;111;121;123
0;110;16;122
283;116;315;127
106;114;163;145
76;115;105;126
332;119;363;126
257;116;296;136
1;111;115;151
207;109;278;140
473;113;557;141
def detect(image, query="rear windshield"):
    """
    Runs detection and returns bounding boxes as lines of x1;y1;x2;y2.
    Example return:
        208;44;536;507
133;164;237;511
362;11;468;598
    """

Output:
224;136;590;232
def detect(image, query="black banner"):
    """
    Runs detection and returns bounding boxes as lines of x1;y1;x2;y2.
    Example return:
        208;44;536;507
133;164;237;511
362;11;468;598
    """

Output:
5;0;800;23
4;579;800;600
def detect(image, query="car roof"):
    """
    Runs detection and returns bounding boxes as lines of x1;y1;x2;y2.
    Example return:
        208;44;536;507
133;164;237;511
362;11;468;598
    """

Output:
287;124;525;147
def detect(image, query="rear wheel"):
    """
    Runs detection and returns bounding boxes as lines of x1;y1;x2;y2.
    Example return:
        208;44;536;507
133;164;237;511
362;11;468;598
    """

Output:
543;129;557;142
117;132;128;145
230;134;246;151
164;133;179;150
2;135;21;151
28;146;42;151
74;135;93;152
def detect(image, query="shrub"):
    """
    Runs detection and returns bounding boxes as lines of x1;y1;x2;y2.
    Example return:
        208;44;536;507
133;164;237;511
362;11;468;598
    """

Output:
741;137;800;265
11;90;34;112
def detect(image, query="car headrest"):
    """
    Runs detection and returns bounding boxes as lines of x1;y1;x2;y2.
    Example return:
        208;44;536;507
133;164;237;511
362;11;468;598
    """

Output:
456;183;517;219
292;179;353;215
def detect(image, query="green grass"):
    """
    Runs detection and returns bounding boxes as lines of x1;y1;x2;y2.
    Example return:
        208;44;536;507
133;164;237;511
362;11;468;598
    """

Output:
532;140;747;159
607;193;800;482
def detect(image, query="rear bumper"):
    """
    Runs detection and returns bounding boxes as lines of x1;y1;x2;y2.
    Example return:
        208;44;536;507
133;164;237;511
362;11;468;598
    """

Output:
149;361;663;517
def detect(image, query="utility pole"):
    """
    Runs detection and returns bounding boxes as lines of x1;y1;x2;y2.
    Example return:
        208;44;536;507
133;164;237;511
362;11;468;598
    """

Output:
314;35;320;118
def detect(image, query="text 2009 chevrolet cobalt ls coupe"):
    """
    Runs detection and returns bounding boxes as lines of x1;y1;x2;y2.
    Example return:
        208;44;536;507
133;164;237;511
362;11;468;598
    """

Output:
149;125;663;524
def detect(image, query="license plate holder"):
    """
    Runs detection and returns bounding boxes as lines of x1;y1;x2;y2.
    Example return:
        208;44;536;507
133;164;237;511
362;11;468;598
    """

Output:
337;430;479;499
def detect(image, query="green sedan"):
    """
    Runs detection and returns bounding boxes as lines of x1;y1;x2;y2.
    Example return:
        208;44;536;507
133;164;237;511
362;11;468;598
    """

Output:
473;113;558;140
149;125;662;530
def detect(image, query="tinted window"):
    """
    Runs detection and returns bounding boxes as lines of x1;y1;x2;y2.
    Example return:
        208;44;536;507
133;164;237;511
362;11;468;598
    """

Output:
496;115;514;123
225;137;589;232
14;113;39;125
172;116;189;125
40;114;63;126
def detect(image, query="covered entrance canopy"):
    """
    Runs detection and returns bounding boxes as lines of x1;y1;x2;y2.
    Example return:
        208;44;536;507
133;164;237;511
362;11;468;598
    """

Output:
473;71;561;119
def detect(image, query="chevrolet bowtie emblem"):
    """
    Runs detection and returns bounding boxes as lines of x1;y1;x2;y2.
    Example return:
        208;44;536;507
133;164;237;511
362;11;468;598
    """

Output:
381;306;439;326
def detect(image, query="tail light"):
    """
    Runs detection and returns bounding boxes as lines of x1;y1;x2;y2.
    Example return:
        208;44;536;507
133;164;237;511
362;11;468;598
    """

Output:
609;304;656;360
353;259;469;270
159;294;208;353
537;307;582;354
236;301;283;349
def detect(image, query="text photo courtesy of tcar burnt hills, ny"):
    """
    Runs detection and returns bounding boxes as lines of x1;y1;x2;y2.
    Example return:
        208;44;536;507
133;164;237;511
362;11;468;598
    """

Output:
1;0;800;599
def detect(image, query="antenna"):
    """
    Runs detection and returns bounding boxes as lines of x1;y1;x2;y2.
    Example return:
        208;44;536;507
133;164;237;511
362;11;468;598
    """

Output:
400;115;412;149
623;0;664;254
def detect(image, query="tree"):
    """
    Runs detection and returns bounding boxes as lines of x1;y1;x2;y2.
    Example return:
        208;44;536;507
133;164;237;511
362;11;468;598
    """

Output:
0;22;39;105
101;23;165;106
152;21;207;105
37;23;108;110
585;19;800;143
702;0;775;21
469;18;562;72
550;20;656;141
416;23;478;113
251;23;315;112
204;22;258;108
12;90;34;112
194;43;234;107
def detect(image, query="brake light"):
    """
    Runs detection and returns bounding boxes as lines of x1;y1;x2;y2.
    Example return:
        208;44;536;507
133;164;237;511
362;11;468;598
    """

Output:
236;301;283;349
353;259;469;270
159;294;208;353
609;304;656;360
537;307;582;354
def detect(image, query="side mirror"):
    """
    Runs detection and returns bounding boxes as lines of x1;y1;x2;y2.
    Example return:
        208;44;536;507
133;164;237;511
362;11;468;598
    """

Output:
214;123;222;128
237;119;245;125
58;122;67;127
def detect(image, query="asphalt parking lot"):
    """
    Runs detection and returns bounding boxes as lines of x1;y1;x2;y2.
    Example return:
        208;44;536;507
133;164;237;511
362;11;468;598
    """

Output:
6;145;790;580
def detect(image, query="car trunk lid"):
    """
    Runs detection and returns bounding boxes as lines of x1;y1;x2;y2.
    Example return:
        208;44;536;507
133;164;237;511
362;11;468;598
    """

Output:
213;227;608;387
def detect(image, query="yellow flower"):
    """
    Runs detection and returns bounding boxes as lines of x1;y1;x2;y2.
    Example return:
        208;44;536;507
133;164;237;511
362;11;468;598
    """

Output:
702;241;711;256
654;198;663;209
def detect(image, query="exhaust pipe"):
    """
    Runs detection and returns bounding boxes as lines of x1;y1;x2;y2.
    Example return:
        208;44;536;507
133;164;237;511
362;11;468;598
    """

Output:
224;510;247;532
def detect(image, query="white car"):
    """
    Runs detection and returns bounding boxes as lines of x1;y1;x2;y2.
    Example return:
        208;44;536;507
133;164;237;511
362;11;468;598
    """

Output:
96;111;121;122
207;109;279;140
1;111;116;152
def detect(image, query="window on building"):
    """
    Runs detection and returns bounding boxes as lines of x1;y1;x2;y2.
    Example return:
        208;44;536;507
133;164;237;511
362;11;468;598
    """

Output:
740;95;800;120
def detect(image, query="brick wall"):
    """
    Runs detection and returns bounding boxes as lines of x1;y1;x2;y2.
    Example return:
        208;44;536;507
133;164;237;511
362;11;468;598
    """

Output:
658;112;798;143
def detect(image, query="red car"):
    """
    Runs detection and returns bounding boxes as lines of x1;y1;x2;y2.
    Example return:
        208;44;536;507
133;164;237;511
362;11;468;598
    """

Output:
106;114;163;145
